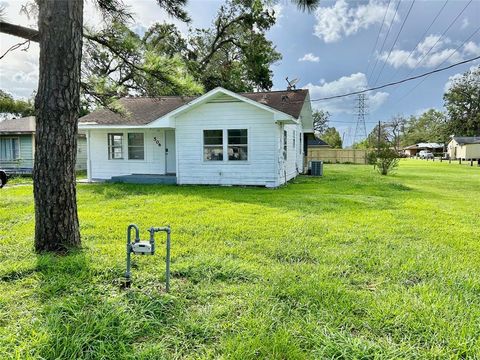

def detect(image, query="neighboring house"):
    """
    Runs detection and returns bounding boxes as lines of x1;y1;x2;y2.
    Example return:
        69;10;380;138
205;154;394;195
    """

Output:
403;142;444;157
303;133;330;154
78;87;314;187
0;116;87;173
447;136;480;160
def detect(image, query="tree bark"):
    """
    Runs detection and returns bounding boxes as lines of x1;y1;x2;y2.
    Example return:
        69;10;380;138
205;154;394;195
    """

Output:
34;0;84;252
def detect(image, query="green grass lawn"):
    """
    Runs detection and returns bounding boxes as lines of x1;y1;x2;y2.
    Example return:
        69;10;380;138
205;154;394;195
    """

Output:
1;160;479;359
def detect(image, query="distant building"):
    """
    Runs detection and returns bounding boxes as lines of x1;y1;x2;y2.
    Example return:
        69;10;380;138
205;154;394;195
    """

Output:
403;142;444;157
0;116;87;173
303;133;331;154
447;137;480;160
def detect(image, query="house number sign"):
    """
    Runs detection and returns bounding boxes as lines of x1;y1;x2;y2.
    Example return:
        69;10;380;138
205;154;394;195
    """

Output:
153;137;162;147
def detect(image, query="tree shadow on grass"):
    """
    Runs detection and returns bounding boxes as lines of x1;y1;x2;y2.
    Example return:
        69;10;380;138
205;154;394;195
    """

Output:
27;248;229;359
24;250;180;359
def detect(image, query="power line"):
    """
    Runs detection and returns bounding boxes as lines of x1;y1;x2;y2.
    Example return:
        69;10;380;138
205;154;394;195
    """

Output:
365;0;393;77
393;26;480;104
307;55;480;103
401;0;472;78
385;0;448;84
368;0;402;82
373;0;416;86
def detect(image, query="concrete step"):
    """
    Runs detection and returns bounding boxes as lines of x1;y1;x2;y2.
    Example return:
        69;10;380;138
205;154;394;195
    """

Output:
109;174;177;185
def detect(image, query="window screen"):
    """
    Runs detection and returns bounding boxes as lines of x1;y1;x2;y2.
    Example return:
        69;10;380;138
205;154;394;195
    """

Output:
228;129;248;161
204;130;223;161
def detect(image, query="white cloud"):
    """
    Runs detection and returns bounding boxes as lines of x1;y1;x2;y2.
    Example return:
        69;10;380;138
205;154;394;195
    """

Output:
305;72;389;114
298;53;320;62
271;4;284;20
461;18;469;30
313;0;398;43
464;41;480;56
378;34;480;69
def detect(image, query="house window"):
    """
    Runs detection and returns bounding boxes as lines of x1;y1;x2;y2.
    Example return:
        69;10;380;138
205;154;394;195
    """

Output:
108;133;123;159
128;133;145;160
228;129;248;161
0;137;20;160
283;130;287;160
299;132;302;154
204;130;223;161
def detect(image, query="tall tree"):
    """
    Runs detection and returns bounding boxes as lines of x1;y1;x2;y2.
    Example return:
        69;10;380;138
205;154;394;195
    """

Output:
312;109;330;135
443;66;480;136
401;109;447;146
322;127;342;149
32;0;84;252
0;0;191;253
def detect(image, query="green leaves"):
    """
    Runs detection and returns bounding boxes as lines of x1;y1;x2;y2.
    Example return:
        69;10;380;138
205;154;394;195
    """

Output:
0;90;34;118
443;67;480;137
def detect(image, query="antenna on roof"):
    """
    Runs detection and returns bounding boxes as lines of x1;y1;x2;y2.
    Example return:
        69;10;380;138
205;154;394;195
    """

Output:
286;77;299;91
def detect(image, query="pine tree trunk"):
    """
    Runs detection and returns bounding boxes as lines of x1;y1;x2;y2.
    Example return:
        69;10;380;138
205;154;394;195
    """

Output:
34;0;84;252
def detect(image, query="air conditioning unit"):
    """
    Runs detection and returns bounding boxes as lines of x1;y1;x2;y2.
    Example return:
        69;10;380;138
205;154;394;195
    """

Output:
310;161;323;176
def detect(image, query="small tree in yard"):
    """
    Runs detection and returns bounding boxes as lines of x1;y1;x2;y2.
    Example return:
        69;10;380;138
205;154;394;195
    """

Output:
369;117;402;175
374;143;399;175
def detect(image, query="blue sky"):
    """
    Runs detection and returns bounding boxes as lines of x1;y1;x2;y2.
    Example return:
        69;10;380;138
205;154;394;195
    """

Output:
1;0;479;145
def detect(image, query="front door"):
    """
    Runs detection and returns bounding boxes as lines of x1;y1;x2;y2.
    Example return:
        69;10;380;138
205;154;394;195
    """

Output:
165;130;176;174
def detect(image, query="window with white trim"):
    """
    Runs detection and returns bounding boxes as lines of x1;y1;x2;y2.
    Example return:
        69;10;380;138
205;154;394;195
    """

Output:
228;129;248;161
128;133;145;160
283;130;287;160
204;130;223;161
108;133;123;159
0;137;19;160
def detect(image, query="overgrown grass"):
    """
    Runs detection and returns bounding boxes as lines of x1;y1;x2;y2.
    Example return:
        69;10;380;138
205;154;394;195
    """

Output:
1;159;479;359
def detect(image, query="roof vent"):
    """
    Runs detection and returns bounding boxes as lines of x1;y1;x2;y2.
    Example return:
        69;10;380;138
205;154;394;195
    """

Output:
281;95;289;103
258;94;269;104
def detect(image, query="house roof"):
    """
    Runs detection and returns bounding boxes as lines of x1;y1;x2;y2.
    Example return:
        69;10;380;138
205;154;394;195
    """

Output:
404;142;444;150
307;137;329;147
79;88;309;126
451;136;480;145
0;116;36;134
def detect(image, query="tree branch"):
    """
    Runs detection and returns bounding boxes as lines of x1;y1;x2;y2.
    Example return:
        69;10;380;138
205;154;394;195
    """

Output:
0;21;39;41
0;39;30;59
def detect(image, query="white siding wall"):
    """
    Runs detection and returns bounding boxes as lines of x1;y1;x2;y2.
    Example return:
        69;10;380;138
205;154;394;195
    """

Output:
175;100;280;187
88;129;166;180
76;137;88;170
280;123;303;183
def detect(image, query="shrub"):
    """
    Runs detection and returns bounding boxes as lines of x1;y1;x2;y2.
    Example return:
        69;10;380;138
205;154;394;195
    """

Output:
374;146;399;175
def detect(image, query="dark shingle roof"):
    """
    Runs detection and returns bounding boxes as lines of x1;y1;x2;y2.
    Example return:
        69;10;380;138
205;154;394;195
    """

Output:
452;136;480;145
79;89;309;126
241;89;308;119
79;97;195;126
307;137;329;146
0;116;36;133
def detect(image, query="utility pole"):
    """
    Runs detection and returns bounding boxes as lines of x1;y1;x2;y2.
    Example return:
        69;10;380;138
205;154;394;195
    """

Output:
353;93;368;145
377;120;381;152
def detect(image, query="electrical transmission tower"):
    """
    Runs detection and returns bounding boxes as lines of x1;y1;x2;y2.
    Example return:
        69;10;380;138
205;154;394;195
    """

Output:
353;93;368;145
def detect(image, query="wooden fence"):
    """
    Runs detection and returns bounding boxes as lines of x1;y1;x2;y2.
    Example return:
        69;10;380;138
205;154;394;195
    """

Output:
306;148;368;165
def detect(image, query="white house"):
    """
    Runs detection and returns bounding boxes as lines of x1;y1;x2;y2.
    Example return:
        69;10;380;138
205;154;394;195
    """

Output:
447;136;480;160
78;87;314;187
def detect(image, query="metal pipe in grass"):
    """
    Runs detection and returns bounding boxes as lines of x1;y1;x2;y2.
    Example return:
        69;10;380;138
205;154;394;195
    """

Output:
125;224;140;287
124;224;171;292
